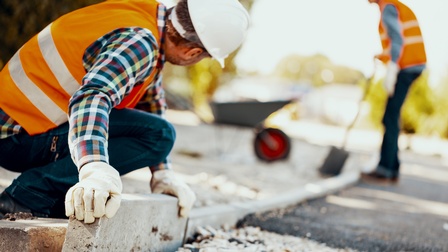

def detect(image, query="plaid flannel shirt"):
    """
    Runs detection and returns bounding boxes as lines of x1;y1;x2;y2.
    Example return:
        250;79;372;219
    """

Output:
0;4;171;172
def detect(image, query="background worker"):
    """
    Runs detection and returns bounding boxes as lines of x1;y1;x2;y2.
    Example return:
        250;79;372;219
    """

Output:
362;0;426;184
0;0;250;223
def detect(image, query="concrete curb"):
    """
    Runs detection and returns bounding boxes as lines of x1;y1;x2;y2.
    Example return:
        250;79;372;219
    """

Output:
186;171;360;238
62;194;188;252
0;172;359;251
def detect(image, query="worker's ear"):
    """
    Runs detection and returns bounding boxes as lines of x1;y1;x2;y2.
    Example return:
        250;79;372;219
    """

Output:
184;47;205;60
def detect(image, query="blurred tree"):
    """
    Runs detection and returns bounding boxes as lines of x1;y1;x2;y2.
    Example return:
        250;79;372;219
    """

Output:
364;70;448;138
273;54;364;86
364;75;387;129
428;71;448;138
401;71;435;135
0;0;102;69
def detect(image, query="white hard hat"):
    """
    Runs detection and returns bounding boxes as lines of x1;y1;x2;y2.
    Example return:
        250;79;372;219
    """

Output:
187;0;250;68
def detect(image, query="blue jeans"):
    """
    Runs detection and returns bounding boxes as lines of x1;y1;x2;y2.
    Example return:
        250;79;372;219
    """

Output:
0;108;175;217
376;70;422;178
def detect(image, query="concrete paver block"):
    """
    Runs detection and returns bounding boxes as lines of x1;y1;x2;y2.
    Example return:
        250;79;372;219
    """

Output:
62;193;187;252
0;218;67;252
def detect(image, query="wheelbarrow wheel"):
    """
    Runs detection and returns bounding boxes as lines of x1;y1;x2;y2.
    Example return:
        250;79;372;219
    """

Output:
253;128;291;162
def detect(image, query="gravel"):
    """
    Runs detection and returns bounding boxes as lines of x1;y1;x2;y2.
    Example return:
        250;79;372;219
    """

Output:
177;225;357;252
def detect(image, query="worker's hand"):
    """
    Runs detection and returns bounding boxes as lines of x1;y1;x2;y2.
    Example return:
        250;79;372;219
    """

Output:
65;162;122;224
150;170;196;218
383;61;399;97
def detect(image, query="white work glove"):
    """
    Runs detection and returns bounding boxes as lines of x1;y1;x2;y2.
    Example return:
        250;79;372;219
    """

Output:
383;61;399;97
65;162;122;224
150;170;196;218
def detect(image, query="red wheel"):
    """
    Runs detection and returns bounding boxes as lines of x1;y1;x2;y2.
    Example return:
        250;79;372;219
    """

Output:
254;128;291;162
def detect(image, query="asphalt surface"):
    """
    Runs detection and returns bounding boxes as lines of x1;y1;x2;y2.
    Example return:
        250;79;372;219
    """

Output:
237;152;448;252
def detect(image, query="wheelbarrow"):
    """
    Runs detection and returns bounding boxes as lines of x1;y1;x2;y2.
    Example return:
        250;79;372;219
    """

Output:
209;100;293;162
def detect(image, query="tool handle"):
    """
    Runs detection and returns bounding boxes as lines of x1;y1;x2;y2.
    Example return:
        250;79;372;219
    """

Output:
341;61;378;148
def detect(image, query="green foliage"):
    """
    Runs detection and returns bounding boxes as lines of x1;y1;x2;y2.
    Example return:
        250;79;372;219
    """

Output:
187;59;223;122
363;76;387;129
426;73;448;138
0;0;103;68
401;71;435;134
273;54;365;86
364;70;448;138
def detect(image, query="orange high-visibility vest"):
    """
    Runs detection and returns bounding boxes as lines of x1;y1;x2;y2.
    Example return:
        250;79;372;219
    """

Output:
0;0;161;135
377;0;426;69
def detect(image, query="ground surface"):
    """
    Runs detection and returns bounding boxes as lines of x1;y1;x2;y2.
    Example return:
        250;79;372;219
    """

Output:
237;153;448;252
0;111;364;251
1;110;448;251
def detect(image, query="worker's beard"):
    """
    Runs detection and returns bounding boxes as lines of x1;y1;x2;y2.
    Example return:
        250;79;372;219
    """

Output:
164;27;206;66
165;54;200;66
165;54;188;66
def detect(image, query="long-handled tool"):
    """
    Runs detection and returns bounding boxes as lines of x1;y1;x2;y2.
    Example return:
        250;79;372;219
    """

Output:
318;66;376;177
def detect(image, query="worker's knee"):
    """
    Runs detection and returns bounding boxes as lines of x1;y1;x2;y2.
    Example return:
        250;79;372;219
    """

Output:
143;119;176;157
160;120;176;153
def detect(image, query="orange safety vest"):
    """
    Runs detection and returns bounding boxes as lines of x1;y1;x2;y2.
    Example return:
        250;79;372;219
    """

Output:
377;0;426;69
0;0;162;135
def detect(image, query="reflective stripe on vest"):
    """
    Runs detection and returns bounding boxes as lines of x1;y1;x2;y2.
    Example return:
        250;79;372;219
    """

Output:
8;49;68;126
404;36;424;45
38;25;80;95
402;20;419;30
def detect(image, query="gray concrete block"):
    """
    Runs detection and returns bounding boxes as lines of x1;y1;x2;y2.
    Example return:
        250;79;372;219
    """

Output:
62;193;187;252
0;218;67;252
